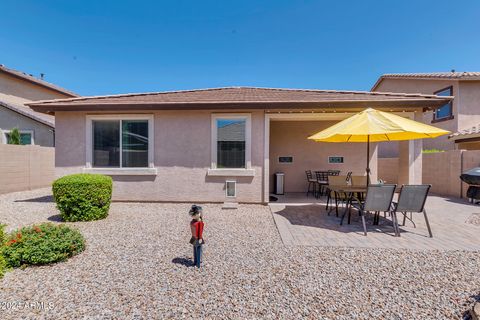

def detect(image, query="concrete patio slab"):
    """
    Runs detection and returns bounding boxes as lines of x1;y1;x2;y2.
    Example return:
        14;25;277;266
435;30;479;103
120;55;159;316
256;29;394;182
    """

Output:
270;193;480;251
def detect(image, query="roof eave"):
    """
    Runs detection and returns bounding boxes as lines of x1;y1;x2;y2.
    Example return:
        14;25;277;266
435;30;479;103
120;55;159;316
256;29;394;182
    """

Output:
29;98;452;114
0;101;54;127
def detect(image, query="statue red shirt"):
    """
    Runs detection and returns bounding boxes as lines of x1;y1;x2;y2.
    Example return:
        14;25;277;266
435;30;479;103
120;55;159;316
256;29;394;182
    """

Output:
190;220;204;240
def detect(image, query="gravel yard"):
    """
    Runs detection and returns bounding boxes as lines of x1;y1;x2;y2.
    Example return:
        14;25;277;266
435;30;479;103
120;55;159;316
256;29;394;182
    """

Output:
0;188;479;319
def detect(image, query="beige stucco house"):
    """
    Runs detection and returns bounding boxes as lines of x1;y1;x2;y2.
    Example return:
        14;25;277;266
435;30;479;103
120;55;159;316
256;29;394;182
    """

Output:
0;65;77;146
29;87;451;203
371;72;480;156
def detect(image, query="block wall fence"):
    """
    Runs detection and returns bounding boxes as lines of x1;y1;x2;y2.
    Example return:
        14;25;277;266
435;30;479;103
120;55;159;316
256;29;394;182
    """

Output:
0;144;54;194
378;150;480;198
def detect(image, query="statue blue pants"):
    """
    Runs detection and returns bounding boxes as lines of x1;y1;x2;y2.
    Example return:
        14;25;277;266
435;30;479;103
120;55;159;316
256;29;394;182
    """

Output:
193;241;202;268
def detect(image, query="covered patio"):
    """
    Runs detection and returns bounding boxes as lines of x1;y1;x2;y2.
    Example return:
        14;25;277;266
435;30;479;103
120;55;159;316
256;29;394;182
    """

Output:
265;110;429;200
269;194;480;250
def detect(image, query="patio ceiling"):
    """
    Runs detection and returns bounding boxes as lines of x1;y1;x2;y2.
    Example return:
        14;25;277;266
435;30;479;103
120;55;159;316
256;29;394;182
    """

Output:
28;86;452;114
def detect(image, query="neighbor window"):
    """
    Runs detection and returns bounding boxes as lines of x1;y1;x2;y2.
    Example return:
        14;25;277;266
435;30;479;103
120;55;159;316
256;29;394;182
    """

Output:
433;86;453;121
211;114;251;170
4;130;33;145
91;118;149;168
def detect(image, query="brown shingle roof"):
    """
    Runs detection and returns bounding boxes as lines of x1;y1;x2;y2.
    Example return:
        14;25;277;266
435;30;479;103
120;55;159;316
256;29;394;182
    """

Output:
371;71;480;91
0;93;54;127
28;87;452;113
0;65;78;97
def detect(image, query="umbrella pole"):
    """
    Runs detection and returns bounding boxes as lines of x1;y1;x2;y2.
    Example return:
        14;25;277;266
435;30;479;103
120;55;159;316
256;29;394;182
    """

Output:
366;135;370;185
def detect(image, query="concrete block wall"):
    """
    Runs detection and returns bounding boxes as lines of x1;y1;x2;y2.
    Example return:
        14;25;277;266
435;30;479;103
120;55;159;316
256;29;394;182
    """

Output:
378;150;480;198
0;144;54;194
377;158;399;184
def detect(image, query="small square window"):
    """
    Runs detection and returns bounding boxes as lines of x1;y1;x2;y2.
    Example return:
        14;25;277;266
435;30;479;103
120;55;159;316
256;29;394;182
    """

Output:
328;156;344;164
278;156;293;164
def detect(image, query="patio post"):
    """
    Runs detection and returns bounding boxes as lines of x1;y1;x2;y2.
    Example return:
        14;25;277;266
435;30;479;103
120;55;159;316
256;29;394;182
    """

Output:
398;136;423;185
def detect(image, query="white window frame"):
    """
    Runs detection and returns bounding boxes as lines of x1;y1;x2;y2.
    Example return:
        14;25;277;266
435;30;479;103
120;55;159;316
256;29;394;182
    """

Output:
84;114;156;175
208;113;254;177
1;129;34;145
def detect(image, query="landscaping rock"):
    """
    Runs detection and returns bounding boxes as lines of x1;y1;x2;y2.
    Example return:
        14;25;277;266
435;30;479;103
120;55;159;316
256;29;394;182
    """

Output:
0;188;479;319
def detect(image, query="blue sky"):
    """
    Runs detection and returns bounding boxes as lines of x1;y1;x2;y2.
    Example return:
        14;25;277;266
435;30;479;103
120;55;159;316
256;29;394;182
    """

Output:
1;0;480;96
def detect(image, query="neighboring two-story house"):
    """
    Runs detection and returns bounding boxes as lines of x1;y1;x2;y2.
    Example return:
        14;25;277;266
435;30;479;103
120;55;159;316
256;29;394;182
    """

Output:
0;65;78;147
371;72;480;157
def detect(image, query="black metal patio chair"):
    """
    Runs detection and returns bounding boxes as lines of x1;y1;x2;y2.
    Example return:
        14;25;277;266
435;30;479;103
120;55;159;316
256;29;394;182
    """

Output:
325;175;349;217
315;171;329;197
305;170;318;197
350;184;397;236
391;184;432;237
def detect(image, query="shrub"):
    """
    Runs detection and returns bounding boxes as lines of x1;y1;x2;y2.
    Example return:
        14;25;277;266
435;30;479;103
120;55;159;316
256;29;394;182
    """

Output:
1;223;85;268
422;148;445;154
52;174;113;222
0;223;5;245
0;224;5;278
0;254;5;279
8;127;21;145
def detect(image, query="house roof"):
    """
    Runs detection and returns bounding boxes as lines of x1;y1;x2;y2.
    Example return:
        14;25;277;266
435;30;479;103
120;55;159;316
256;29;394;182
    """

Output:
448;124;480;142
28;87;453;114
371;72;480;91
0;93;54;127
0;64;78;97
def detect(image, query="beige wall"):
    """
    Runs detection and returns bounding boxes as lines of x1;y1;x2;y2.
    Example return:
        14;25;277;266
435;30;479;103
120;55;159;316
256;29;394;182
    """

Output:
0;107;54;147
378;150;480;198
269;121;377;193
377;158;399;184
55;110;265;203
458;81;480;129
375;78;460;156
0;144;54;194
0;73;70;101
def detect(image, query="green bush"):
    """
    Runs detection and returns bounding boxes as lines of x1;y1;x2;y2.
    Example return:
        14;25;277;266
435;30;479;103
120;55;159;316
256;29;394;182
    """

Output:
52;174;113;222
0;223;5;245
422;148;445;154
1;223;85;268
0;224;5;278
0;254;5;279
8;127;21;145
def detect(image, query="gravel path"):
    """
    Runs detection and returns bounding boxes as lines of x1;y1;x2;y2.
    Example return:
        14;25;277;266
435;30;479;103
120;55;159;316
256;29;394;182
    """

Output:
0;188;479;319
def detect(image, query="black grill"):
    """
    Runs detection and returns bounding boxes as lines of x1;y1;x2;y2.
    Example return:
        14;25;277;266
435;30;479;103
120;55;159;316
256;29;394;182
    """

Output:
460;167;480;203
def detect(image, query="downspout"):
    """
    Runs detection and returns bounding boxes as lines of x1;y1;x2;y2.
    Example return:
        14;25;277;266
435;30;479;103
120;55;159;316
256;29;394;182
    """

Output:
460;149;464;199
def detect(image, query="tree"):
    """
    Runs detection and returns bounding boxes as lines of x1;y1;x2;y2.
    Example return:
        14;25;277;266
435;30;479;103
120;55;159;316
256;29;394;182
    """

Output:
8;128;21;145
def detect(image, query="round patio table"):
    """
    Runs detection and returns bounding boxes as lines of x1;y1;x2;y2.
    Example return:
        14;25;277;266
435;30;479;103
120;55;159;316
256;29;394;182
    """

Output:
327;185;367;225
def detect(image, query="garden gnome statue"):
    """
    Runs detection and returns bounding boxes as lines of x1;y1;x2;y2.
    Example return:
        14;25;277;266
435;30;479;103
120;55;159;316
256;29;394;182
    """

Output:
189;205;205;268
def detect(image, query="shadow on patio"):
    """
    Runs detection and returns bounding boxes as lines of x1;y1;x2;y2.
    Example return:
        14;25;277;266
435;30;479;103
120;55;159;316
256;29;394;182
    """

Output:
269;193;480;251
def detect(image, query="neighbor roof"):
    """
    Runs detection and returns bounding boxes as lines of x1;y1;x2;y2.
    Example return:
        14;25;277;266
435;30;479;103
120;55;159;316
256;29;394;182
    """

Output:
28;87;452;114
371;72;480;91
0;93;54;127
448;124;480;141
0;65;78;97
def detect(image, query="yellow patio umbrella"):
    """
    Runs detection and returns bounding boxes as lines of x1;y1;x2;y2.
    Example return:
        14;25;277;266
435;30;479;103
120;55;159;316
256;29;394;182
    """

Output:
308;108;450;183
